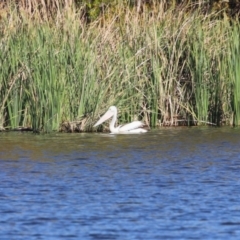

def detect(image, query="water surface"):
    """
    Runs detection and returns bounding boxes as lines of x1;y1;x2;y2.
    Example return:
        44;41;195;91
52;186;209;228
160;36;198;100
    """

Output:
0;127;240;239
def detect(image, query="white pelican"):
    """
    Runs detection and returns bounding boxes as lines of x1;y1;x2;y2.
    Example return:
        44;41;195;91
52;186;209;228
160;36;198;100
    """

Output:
93;106;148;134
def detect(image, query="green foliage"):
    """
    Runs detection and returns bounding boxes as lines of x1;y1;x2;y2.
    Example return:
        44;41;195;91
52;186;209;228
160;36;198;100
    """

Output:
229;22;240;125
1;1;240;132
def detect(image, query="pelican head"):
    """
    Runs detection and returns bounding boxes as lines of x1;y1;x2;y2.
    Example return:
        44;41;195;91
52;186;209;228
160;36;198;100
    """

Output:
93;106;117;127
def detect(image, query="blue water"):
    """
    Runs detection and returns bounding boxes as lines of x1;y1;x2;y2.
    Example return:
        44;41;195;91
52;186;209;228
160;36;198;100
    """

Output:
0;127;240;239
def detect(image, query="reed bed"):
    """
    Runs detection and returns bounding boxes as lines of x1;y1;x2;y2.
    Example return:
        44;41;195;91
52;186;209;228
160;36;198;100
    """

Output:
0;2;240;132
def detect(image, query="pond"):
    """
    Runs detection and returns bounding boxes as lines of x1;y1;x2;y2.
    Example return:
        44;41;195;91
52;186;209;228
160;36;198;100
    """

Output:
0;127;240;239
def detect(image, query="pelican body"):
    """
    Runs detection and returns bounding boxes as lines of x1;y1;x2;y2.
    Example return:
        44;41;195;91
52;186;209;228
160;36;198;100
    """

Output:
93;106;147;134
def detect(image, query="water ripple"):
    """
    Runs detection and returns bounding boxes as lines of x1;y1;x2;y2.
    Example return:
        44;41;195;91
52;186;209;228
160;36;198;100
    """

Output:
0;128;240;239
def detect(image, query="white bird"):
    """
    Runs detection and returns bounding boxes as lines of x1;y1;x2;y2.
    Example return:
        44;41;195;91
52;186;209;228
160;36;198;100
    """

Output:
93;106;148;134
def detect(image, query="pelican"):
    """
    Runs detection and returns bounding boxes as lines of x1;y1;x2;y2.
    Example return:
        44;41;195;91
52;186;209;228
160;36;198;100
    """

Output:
93;106;148;134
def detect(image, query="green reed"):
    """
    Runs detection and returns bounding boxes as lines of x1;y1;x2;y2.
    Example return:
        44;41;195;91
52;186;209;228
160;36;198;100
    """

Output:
1;2;240;132
188;17;211;124
228;22;240;126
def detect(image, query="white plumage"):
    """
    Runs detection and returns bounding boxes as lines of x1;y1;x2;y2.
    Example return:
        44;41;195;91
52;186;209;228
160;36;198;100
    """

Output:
94;106;147;134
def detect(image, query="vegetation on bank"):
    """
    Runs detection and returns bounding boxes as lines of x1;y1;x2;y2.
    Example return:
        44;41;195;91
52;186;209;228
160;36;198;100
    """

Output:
0;1;240;132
